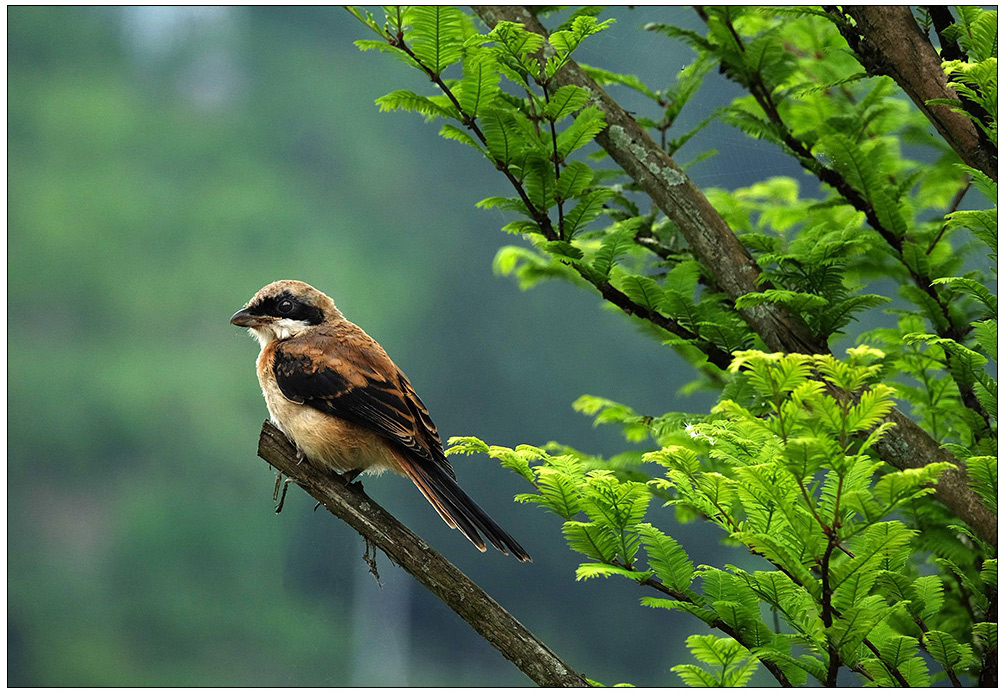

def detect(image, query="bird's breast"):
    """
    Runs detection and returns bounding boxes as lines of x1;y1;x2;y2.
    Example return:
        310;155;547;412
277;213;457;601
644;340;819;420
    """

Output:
255;344;404;476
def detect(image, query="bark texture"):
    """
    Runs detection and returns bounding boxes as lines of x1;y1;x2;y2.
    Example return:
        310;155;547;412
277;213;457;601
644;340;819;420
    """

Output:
837;5;997;181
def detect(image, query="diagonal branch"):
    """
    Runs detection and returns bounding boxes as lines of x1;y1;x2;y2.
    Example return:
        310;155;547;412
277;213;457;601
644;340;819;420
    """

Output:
612;561;793;686
385;25;733;369
700;11;989;439
470;5;997;548
472;5;826;357
827;5;997;182
256;420;591;687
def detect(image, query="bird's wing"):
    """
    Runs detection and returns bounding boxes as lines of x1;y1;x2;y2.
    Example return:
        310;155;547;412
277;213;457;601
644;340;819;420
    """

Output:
273;327;455;478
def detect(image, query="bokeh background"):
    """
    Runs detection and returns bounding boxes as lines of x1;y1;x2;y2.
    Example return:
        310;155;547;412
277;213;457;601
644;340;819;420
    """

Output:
10;6;827;686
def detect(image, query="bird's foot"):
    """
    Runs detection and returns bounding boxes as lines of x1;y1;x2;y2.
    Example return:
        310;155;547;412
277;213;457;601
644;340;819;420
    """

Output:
363;536;381;586
272;470;300;514
342;468;364;490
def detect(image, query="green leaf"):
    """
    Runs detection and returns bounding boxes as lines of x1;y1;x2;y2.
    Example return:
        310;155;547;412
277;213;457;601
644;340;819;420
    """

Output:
524;157;557;210
500;221;542;238
844;383;896;433
933;557;988;610
947;208;997;255
408;5;465;74
575;562;652;582
910;575;945;622
930;276;998;315
557;107;606;158
640;596;715;622
486;20;544;84
831;524;915;600
981;558;997;588
476;195;529;214
614;274;666;312
901;240;931;278
645;22;713;52
967;455;997;514
491;449;537;485
924;630;976;672
973;319;997;358
444;435;490;456
973;622;997;652
671;664;718;687
439;123;483;153
862;634;929;686
481;108;536;164
563;520;618;562
538;239;584;263
458;51;500;118
564;188;614;236
814;133;906;240
590;226;636;280
555;161;595;201
637;523;694;593
871;463;953;510
735;289;828;313
826;595;891;663
545;85;591;122
375;90;452;120
581;63;658;100
549;15;616;56
534;465;584;519
686;634;747;667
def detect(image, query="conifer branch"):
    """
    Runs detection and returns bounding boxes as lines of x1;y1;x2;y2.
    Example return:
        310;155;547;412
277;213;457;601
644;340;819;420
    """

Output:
471;5;997;549
612;561;794;687
825;5;997;182
541;82;567;240
386;24;733;369
256;420;591;688
913;615;964;687
819;538;841;687
473;6;828;358
704;11;990;439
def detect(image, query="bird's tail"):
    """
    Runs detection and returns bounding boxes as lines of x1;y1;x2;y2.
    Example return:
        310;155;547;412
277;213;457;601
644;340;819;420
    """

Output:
397;455;532;562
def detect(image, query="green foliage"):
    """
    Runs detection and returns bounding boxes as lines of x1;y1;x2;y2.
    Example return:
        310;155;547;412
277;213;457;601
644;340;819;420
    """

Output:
449;347;991;687
672;634;760;687
361;5;997;688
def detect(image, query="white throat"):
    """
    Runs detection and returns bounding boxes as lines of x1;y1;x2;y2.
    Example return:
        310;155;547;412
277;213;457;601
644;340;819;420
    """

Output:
247;318;311;348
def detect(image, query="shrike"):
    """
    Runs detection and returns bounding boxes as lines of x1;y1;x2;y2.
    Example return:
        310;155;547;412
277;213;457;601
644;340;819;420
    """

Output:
231;280;531;561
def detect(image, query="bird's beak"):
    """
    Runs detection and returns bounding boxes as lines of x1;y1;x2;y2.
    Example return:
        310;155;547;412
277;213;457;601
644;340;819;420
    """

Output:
230;308;263;327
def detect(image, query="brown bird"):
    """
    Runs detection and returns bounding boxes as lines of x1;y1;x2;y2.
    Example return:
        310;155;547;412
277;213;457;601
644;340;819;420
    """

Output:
231;280;531;561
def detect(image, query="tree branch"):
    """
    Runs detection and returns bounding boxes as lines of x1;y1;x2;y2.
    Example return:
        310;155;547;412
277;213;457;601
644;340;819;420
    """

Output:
256;420;591;687
472;5;828;357
388;27;733;369
828;5;997;182
618;563;793;687
470;5;997;548
698;11;989;437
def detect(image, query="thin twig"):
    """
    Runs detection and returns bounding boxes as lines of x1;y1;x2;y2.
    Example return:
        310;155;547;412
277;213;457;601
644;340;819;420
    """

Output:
541;82;567;239
388;28;734;368
610;560;794;687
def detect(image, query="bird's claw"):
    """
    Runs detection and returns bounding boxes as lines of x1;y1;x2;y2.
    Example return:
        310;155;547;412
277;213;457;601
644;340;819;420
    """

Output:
273;470;300;514
342;468;364;491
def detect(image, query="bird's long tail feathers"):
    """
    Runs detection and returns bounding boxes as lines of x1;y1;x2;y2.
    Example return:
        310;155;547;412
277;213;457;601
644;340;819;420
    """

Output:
397;455;532;562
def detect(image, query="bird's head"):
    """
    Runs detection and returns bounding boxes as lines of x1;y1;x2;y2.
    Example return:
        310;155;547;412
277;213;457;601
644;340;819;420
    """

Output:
230;280;342;346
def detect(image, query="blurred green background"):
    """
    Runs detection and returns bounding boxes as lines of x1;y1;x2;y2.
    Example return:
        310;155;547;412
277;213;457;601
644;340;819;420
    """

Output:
9;6;807;686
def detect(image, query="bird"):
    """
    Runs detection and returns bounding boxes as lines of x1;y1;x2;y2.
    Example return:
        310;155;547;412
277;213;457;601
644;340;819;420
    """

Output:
231;279;531;562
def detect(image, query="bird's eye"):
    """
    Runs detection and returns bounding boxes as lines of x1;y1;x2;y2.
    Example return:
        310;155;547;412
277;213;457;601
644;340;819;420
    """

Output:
277;299;295;315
